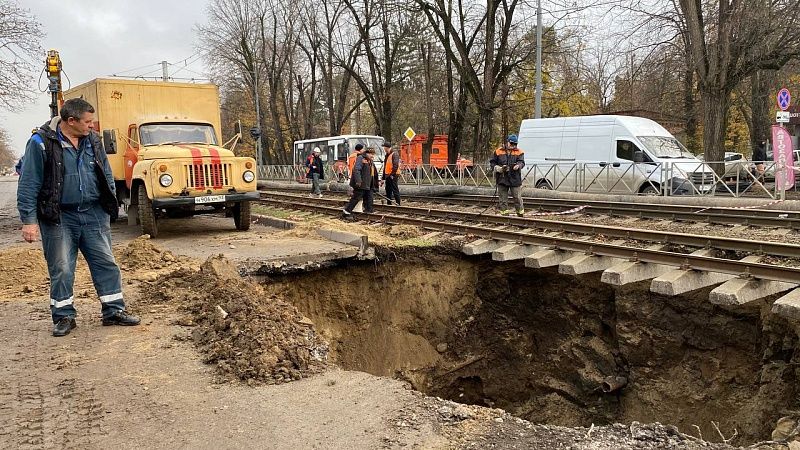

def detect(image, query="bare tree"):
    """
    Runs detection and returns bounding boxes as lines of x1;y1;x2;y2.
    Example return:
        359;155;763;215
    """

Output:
0;0;42;109
678;0;800;164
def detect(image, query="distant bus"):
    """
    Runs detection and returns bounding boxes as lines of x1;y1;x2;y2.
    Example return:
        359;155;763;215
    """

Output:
292;135;385;170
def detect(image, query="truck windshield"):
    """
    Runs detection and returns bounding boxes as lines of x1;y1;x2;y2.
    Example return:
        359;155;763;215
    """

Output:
638;136;692;159
140;124;218;146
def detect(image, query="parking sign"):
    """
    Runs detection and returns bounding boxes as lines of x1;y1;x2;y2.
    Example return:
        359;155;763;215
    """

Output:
777;88;791;111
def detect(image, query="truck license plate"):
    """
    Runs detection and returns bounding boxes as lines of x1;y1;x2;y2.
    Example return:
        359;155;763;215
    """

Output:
194;195;226;204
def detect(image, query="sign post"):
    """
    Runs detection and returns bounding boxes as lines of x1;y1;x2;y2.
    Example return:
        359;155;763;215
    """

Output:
774;88;793;200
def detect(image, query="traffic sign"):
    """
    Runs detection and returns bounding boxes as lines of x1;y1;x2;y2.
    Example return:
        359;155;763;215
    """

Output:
777;111;791;123
404;127;416;141
777;88;791;111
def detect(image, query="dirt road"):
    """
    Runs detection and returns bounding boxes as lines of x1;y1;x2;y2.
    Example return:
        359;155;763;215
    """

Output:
0;177;742;449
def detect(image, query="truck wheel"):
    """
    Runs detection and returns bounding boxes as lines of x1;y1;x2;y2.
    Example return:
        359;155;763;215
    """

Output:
137;188;158;237
639;184;660;196
535;179;553;190
233;201;251;231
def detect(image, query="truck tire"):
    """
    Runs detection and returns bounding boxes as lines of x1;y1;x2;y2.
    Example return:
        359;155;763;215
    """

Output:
138;187;158;237
233;201;251;231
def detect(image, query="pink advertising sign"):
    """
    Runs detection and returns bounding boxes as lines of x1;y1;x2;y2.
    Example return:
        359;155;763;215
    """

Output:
772;125;796;190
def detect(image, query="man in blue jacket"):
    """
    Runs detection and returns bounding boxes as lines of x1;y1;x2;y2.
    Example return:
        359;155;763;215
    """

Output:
17;98;140;337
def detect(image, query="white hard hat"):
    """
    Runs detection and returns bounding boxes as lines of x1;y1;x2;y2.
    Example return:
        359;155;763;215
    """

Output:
313;147;321;153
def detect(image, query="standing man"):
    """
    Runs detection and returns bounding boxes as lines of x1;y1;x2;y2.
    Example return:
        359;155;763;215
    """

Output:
382;142;401;205
306;147;324;197
490;134;526;216
342;147;379;220
17;98;140;337
347;144;367;212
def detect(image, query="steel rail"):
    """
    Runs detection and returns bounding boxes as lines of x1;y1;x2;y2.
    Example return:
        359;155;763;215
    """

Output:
261;192;800;258
258;196;800;284
403;194;800;229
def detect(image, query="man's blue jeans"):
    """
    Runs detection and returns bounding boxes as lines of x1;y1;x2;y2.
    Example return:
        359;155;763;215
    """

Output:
39;204;125;323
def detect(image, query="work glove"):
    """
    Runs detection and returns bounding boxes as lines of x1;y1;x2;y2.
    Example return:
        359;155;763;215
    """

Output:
494;165;504;173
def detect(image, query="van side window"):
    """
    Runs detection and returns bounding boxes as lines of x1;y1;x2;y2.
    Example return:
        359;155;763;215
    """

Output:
616;141;639;161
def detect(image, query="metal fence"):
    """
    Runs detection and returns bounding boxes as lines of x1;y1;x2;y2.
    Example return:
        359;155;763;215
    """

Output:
258;160;799;198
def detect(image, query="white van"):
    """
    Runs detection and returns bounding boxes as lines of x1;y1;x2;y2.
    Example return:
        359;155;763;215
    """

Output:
517;115;715;195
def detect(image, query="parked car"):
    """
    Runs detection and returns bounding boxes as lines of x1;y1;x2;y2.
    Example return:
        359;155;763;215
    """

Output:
697;151;750;179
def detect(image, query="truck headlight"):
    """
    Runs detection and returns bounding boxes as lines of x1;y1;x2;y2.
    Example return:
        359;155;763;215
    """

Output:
243;170;255;183
159;174;173;187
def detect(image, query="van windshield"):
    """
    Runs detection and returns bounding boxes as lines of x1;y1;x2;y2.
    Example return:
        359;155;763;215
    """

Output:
638;136;692;159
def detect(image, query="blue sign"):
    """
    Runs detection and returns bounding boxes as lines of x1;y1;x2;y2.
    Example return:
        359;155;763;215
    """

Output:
777;88;791;111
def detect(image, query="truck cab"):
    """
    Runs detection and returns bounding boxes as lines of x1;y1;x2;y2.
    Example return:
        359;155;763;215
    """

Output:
64;78;258;237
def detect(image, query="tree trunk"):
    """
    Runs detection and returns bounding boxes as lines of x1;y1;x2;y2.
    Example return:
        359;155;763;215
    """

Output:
475;107;493;163
683;67;698;153
448;85;467;164
750;69;774;152
701;88;731;172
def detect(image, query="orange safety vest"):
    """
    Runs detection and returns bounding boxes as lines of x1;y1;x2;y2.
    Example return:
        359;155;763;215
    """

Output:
383;151;395;176
348;153;358;173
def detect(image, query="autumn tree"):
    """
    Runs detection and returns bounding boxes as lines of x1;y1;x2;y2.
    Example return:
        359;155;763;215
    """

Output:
678;0;800;164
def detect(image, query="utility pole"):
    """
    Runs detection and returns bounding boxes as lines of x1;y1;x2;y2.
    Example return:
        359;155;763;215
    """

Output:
253;68;263;166
162;60;168;81
534;0;543;119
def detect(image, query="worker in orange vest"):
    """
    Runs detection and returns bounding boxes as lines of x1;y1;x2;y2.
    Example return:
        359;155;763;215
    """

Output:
382;142;401;205
348;143;365;175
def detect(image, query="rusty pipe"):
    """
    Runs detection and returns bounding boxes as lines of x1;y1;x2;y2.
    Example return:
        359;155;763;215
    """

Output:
601;376;628;393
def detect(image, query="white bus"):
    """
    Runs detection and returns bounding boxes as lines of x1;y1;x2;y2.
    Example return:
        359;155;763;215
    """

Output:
293;135;386;171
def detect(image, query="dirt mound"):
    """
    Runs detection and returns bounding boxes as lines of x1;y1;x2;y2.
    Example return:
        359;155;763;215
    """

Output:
144;255;328;384
118;236;182;271
387;225;422;239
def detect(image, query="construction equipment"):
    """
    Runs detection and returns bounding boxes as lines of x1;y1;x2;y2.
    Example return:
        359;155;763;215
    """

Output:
45;50;64;118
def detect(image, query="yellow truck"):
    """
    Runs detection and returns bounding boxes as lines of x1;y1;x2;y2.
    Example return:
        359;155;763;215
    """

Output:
63;78;258;237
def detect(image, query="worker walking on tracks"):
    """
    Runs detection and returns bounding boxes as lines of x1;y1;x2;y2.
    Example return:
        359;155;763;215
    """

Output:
306;147;324;198
342;147;379;220
382;142;401;205
347;144;366;212
17;98;140;337
490;134;525;216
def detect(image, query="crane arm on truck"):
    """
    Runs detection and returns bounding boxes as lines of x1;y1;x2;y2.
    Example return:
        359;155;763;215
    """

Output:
46;50;64;119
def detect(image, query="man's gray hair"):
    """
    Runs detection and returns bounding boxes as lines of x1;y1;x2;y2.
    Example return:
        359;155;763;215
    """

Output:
60;98;95;121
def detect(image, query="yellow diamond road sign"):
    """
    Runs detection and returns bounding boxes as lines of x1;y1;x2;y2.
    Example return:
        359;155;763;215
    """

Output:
404;127;416;141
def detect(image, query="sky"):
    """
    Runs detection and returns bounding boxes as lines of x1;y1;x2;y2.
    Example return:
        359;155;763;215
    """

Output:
3;0;211;156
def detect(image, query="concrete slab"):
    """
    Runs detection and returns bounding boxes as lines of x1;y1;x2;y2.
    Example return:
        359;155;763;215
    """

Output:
772;289;800;321
601;245;670;286
709;278;797;306
316;228;369;255
601;260;672;286
491;244;541;262
525;248;577;269
559;253;623;276
462;239;505;256
253;214;297;230
650;249;734;296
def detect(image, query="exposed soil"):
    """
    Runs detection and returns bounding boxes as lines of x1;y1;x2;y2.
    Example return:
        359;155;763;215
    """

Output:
264;249;800;447
2;178;799;448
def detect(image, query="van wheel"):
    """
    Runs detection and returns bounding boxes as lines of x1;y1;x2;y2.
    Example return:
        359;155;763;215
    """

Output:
639;185;660;196
535;180;553;190
137;188;158;238
233;201;251;231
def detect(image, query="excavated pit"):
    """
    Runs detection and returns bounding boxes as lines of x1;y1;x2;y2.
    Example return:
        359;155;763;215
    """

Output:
262;249;800;444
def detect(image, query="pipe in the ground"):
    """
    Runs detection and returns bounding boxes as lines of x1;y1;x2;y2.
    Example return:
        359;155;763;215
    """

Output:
601;376;628;393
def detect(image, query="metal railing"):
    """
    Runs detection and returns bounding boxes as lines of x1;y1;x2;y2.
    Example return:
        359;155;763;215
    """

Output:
258;161;798;198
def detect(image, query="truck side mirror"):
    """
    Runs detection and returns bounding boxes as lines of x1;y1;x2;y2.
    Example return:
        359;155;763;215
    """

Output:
103;129;117;154
633;150;644;163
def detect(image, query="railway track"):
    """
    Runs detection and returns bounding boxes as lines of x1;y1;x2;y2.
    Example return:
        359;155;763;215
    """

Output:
258;191;800;284
258;186;800;229
404;194;800;229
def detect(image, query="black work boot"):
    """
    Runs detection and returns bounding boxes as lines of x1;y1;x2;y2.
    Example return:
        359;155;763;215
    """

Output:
53;317;77;337
101;311;141;326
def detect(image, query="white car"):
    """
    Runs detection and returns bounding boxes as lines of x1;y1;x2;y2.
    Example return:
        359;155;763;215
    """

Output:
697;152;750;179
